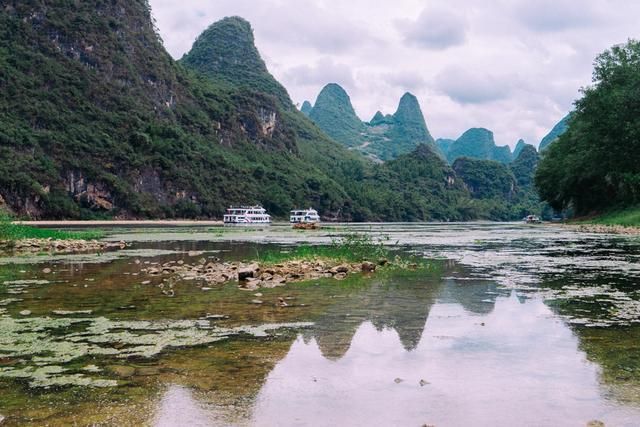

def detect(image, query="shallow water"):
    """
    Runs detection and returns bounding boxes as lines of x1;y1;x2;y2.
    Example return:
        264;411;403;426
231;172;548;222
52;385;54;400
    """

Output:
1;222;639;426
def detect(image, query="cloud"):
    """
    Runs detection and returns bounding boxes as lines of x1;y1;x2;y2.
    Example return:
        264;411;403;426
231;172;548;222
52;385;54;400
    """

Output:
281;57;355;90
434;67;514;105
397;7;467;50
383;71;426;92
514;0;603;32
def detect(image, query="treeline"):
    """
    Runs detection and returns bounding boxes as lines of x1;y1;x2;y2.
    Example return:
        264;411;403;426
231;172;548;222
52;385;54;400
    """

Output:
535;40;640;215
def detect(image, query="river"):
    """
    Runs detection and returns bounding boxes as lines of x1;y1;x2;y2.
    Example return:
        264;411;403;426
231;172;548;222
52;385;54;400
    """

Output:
0;223;639;426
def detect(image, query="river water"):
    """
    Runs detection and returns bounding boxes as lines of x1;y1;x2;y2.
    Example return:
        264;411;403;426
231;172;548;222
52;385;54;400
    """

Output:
0;223;639;426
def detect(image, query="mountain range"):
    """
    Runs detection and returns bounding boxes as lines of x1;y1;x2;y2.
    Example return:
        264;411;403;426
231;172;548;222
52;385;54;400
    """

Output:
0;1;551;221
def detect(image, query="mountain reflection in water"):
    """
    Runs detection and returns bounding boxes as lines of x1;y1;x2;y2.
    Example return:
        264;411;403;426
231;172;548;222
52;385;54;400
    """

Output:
152;275;640;427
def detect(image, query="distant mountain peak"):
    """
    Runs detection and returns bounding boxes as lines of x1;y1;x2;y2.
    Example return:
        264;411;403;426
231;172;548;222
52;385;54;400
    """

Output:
307;83;364;148
180;16;292;106
446;128;512;164
539;114;571;150
300;100;313;116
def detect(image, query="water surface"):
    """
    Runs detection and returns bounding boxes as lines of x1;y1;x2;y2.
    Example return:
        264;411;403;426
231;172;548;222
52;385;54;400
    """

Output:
1;223;639;426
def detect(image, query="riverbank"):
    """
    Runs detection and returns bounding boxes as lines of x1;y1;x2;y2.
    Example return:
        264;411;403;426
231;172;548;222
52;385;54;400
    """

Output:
15;219;223;227
560;223;640;235
562;207;640;234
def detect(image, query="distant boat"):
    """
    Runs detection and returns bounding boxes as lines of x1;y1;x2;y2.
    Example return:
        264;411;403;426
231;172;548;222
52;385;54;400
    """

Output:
290;208;320;224
223;206;271;224
524;215;542;224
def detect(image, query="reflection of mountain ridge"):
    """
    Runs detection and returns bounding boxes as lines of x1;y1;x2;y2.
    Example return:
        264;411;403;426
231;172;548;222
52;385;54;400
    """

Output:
303;275;442;360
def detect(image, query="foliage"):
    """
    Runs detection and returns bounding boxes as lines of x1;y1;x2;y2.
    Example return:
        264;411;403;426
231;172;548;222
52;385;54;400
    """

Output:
586;206;640;227
535;39;640;215
452;149;548;220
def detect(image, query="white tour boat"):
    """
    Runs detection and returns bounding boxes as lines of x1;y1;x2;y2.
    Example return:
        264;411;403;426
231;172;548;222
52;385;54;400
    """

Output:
223;206;271;224
290;208;320;224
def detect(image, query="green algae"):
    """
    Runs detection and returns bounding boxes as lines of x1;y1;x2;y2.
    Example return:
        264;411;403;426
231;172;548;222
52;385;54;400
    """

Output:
0;314;312;389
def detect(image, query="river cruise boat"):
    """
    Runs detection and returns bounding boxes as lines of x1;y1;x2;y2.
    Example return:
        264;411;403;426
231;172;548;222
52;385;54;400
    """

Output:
223;206;271;224
290;208;320;224
524;215;542;224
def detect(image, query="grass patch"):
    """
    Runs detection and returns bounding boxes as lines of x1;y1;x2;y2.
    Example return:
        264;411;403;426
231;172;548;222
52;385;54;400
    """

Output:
0;211;104;242
584;206;640;227
254;233;426;269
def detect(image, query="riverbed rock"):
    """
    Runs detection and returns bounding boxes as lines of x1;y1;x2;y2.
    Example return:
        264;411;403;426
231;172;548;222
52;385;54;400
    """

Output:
42;268;52;274
238;263;260;281
19;310;31;316
361;261;376;273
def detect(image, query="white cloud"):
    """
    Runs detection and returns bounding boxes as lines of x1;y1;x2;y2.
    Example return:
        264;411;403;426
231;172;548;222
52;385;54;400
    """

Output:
149;0;640;148
397;6;467;50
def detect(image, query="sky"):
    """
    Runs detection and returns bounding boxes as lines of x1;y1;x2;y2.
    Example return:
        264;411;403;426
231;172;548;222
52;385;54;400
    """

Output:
149;0;640;149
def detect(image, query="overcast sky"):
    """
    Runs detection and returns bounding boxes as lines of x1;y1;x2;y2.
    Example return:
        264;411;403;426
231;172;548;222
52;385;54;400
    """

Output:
149;0;639;148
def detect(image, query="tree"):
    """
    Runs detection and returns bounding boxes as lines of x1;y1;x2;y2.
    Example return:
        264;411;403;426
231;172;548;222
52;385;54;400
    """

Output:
535;39;640;214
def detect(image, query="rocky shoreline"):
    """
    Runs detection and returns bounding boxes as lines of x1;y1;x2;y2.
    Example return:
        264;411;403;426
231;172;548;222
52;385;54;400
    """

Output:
560;223;640;235
0;238;126;254
140;258;390;291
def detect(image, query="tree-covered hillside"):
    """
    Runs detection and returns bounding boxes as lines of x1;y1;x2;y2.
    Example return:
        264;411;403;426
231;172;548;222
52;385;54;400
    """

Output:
536;40;640;215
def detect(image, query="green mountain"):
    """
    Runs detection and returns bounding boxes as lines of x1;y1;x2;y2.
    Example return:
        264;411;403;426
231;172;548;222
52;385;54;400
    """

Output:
180;16;292;108
436;138;455;157
446;128;513;164
539;114;570;151
308;83;366;148
307;84;435;161
0;4;478;221
300;101;313;116
513;139;528;158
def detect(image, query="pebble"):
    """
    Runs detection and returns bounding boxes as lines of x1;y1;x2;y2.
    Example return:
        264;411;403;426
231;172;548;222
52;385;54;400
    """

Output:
19;310;31;316
251;299;263;305
394;378;403;384
42;268;52;274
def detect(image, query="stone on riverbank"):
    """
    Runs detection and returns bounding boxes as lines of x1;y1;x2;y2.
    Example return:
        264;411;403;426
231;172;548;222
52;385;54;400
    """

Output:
1;238;126;255
142;258;387;290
